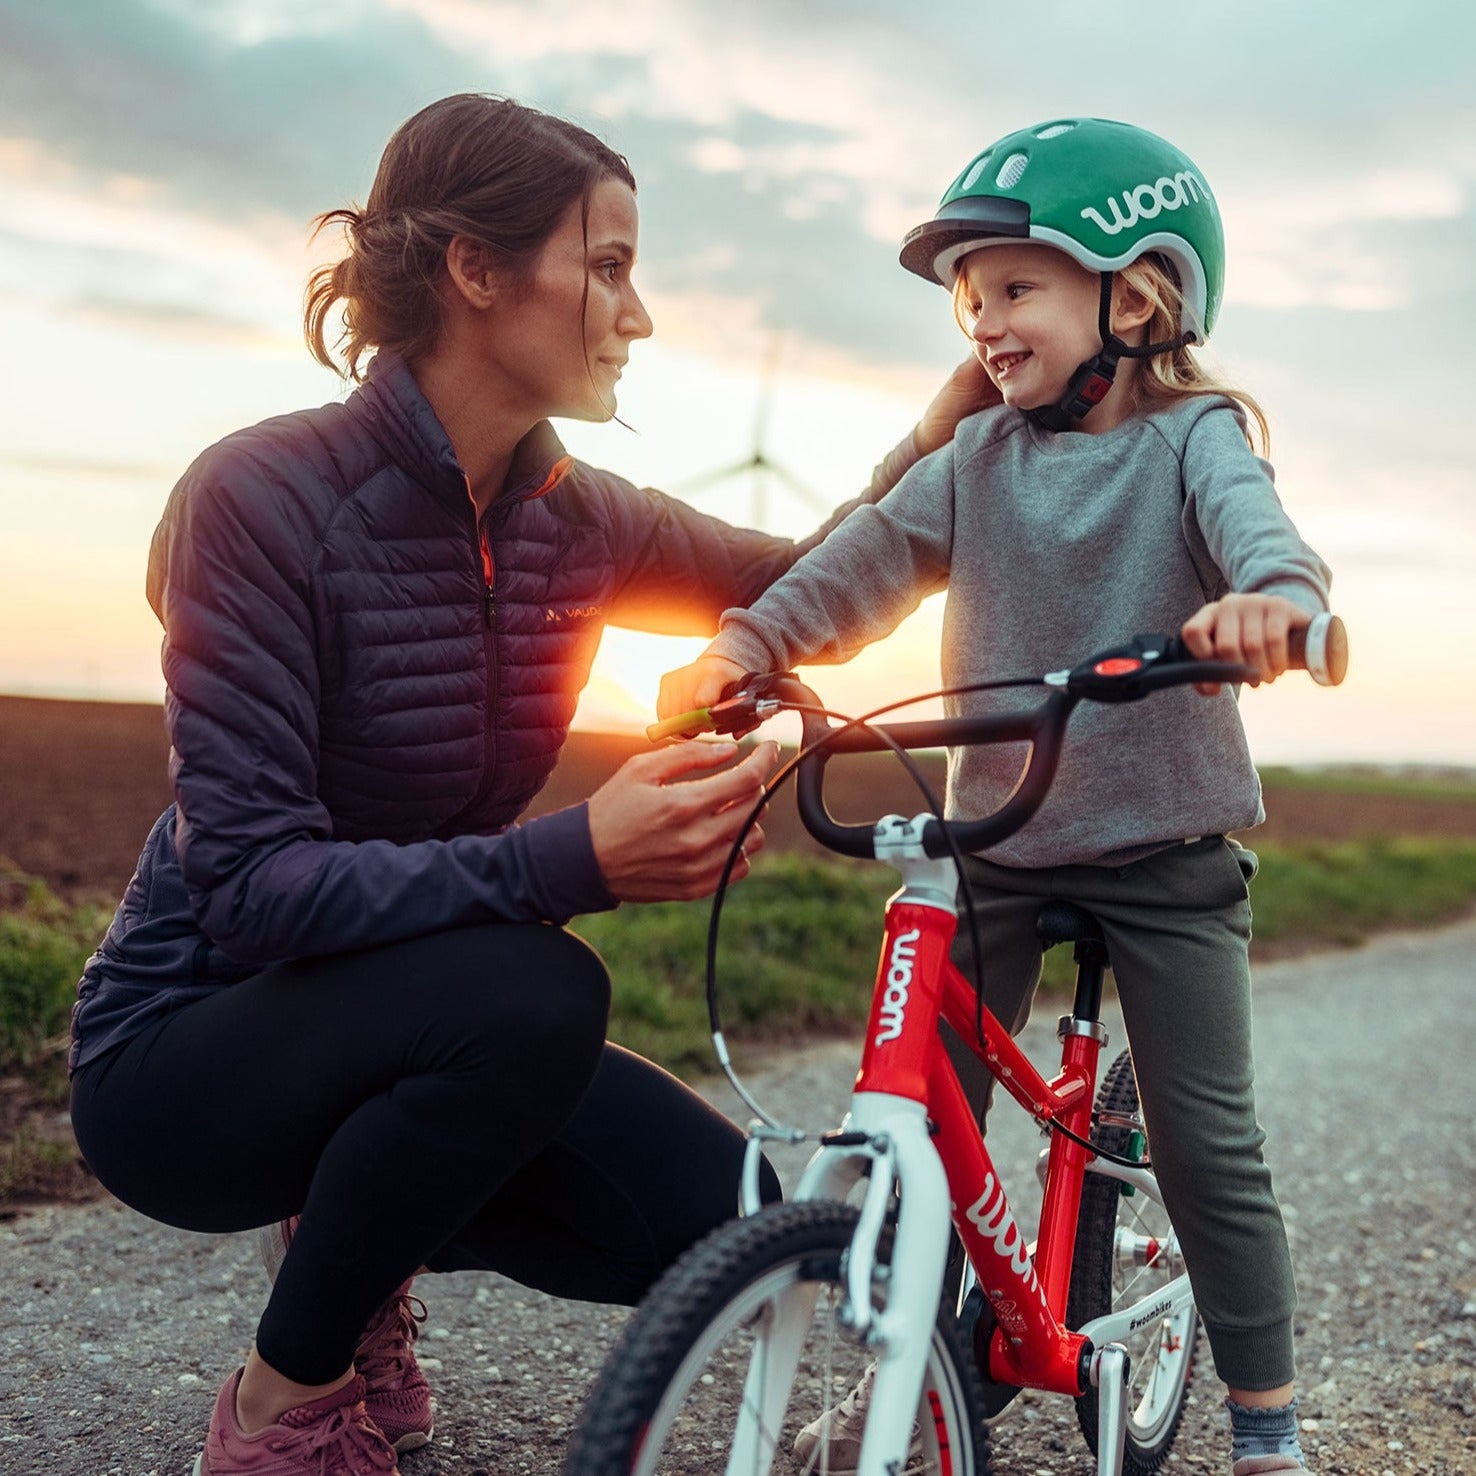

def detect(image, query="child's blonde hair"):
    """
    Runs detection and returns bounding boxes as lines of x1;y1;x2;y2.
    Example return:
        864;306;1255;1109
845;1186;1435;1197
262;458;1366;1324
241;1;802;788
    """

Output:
951;251;1270;455
1117;254;1270;455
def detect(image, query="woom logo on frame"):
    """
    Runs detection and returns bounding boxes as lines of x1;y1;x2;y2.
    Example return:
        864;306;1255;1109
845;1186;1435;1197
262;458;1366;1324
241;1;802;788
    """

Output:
873;928;922;1046
963;1171;1051;1316
1079;171;1208;236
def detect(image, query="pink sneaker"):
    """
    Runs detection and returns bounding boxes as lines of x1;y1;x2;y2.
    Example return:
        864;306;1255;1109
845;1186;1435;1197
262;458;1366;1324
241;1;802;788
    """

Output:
355;1289;434;1453
193;1369;398;1475
259;1217;434;1454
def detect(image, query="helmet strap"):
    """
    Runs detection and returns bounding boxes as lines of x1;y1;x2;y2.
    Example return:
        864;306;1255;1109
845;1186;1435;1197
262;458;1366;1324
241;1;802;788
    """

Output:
1027;273;1193;432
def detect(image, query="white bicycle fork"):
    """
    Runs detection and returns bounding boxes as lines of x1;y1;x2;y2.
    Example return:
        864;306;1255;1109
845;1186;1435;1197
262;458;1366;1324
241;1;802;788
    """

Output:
732;1091;952;1476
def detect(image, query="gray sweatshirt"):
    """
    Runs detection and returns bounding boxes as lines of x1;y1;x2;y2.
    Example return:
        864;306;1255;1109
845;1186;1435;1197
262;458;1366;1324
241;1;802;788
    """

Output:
708;395;1332;868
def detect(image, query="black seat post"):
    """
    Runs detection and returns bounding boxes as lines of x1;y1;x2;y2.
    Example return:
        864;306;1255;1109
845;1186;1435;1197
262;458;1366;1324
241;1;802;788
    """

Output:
1034;902;1111;1025
1068;934;1109;1023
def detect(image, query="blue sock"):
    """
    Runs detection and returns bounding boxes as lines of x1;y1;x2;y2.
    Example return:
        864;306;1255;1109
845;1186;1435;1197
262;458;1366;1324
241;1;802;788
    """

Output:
1226;1396;1305;1468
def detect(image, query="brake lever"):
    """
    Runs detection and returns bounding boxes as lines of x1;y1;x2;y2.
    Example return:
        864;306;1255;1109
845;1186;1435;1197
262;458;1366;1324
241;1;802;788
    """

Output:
1059;635;1254;702
644;672;797;743
713;671;799;738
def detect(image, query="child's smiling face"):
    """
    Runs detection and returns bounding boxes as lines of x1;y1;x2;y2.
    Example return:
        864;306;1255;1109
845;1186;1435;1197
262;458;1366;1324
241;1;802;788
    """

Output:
956;243;1103;411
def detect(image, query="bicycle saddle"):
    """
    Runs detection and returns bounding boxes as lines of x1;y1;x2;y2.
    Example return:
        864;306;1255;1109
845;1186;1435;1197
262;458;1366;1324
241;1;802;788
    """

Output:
1034;901;1105;948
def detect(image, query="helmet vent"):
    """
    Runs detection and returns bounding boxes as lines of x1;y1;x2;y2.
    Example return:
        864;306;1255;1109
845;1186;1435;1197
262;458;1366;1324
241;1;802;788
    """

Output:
1035;123;1075;139
959;152;993;191
995;152;1029;189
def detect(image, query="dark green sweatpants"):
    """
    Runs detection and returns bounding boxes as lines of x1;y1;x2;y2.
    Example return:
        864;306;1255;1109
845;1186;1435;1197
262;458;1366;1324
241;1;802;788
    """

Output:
944;835;1297;1390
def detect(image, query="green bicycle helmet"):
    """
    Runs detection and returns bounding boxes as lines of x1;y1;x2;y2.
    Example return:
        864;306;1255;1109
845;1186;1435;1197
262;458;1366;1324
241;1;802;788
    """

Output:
901;119;1224;427
901;117;1225;342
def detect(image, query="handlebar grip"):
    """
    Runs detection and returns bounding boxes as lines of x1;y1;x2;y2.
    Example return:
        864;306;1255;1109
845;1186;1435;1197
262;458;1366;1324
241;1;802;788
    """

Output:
1160;613;1347;687
645;709;712;742
1293;612;1348;687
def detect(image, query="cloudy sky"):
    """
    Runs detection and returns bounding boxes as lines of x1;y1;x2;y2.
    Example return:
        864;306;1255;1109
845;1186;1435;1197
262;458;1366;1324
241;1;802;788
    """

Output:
1;0;1472;763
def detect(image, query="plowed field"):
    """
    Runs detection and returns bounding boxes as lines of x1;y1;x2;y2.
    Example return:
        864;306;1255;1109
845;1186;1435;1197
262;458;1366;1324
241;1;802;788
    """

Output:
2;694;1473;904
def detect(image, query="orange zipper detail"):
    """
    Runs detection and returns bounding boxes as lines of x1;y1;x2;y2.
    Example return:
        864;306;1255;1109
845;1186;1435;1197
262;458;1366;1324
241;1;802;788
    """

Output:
528;455;574;502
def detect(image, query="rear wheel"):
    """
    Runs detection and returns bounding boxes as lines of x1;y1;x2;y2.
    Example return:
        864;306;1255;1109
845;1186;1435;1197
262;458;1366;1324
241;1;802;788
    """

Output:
1067;1050;1198;1473
562;1199;991;1476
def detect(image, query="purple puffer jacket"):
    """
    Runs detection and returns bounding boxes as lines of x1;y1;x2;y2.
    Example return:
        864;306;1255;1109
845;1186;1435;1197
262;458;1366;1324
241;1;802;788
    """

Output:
70;352;900;1072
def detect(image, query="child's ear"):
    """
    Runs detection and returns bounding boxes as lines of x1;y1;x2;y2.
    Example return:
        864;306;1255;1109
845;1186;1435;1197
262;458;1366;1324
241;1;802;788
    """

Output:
1111;276;1156;338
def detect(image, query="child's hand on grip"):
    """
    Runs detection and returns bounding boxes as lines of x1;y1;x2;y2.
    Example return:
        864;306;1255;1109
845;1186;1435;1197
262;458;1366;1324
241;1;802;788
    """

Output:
657;654;748;723
1180;593;1314;695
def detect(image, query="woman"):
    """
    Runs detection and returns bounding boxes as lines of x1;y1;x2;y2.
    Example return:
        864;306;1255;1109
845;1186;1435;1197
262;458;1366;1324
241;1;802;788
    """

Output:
67;94;990;1474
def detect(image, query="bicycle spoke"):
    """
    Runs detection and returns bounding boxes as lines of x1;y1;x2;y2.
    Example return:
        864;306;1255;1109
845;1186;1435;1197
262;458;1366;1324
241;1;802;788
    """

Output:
818;1285;836;1476
731;1306;780;1476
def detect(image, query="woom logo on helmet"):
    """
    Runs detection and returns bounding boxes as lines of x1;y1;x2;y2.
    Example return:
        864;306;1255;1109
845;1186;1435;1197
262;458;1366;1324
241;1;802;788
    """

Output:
1079;171;1208;236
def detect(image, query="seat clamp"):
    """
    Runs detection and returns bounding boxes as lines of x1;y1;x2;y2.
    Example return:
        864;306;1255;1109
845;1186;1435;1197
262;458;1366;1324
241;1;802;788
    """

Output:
1057;1015;1109;1046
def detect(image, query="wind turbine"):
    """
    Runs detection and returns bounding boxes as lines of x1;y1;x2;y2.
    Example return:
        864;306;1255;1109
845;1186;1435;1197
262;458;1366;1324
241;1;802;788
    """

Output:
669;332;833;529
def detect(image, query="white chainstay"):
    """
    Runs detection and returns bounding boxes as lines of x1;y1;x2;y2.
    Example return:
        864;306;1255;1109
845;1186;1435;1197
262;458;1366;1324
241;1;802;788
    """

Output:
1075;1157;1195;1351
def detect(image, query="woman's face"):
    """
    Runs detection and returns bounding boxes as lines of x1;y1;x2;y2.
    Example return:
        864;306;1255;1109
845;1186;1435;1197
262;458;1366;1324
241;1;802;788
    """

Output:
490;177;654;422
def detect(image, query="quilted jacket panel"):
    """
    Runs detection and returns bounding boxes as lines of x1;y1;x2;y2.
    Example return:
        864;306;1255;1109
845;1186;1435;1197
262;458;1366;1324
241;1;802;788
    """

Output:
70;351;894;1071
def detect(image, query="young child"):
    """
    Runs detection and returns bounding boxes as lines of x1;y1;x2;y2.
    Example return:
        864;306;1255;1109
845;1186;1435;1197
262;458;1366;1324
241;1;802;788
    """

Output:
658;119;1328;1476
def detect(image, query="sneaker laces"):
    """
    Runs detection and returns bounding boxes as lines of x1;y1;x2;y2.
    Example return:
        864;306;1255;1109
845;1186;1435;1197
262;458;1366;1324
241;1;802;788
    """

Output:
357;1294;427;1388
795;1361;923;1476
273;1392;398;1475
829;1363;876;1422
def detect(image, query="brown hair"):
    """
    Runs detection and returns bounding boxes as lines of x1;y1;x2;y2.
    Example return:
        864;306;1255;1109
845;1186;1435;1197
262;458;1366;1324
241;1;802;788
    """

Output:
950;249;1270;453
304;94;636;380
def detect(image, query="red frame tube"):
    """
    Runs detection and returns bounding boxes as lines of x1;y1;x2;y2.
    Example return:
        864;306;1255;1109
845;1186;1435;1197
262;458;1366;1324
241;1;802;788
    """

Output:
853;899;1099;1395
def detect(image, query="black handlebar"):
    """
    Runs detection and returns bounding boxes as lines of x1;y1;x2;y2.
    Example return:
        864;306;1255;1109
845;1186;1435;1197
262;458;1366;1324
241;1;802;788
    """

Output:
792;685;1079;858
778;616;1346;861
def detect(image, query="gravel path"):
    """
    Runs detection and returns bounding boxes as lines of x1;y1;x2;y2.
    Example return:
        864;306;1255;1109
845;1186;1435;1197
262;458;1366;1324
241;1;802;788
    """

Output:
5;918;1474;1476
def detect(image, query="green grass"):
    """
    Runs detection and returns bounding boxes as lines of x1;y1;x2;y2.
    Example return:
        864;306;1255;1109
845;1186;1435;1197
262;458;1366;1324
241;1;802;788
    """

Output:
1260;765;1476;804
0;877;108;1078
580;838;1476;1075
0;876;110;1205
577;853;898;1075
1249;836;1476;948
3;833;1476;1200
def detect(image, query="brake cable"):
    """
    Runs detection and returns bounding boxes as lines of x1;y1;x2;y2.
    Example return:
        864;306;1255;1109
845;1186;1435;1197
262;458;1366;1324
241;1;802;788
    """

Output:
699;677;1154;1170
702;678;1041;1133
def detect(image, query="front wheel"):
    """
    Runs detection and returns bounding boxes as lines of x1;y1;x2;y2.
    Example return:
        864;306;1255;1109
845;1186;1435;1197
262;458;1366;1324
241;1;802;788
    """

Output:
562;1199;991;1476
1067;1049;1199;1474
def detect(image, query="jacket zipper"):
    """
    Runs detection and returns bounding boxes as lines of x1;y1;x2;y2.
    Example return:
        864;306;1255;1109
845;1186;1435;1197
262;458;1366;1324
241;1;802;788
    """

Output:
470;479;499;815
480;524;496;628
447;456;572;832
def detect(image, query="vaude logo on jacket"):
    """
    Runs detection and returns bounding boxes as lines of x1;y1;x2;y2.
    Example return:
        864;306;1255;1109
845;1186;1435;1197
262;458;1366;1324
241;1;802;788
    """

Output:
1079;172;1207;236
873;927;922;1046
544;604;601;626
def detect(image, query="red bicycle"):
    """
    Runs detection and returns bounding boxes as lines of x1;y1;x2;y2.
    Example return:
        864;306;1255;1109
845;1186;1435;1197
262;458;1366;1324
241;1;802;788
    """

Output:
563;616;1347;1476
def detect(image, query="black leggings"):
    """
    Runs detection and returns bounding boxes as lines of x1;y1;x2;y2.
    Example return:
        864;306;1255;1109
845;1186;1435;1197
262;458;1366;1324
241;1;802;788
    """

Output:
71;923;778;1385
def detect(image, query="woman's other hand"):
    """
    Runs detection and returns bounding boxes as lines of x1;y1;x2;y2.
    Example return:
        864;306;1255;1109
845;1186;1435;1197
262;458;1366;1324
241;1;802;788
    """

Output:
656;655;747;722
914;357;1003;455
587;740;779;901
1180;593;1313;695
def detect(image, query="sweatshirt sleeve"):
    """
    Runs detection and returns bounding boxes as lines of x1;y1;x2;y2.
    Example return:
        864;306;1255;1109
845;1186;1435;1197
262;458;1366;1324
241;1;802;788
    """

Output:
1180;405;1332;616
152;451;616;968
596;430;922;635
706;443;956;674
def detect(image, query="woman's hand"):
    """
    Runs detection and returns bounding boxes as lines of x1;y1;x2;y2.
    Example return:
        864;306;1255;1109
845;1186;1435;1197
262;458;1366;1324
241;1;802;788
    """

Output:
1180;593;1313;695
914;357;1003;456
656;654;747;721
587;740;779;902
